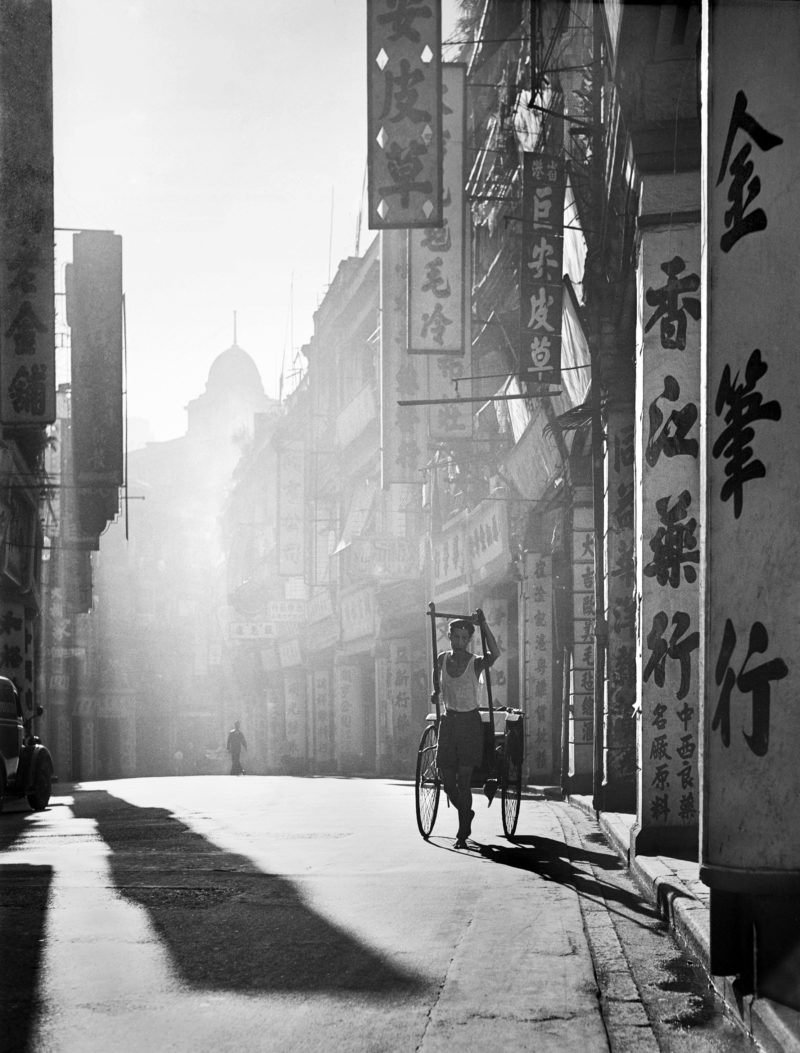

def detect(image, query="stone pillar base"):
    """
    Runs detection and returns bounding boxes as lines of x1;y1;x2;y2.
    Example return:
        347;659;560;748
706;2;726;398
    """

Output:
598;780;636;814
630;821;698;861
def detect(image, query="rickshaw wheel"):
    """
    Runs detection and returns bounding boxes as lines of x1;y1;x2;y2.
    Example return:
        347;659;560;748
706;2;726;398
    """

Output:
415;723;440;838
501;725;522;838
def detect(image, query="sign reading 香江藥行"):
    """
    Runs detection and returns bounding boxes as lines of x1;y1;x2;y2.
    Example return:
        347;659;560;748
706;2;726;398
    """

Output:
637;223;701;842
520;154;565;384
0;2;55;426
367;0;442;229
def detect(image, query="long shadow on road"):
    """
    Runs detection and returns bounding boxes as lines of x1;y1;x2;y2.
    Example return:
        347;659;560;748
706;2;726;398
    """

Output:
474;834;662;930
0;810;52;1053
71;790;423;997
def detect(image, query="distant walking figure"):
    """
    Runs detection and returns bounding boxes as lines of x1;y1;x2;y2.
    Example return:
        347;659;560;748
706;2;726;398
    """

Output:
226;721;247;775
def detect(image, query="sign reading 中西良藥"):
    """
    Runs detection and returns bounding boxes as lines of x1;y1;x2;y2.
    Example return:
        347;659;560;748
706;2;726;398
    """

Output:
703;1;796;887
367;0;442;229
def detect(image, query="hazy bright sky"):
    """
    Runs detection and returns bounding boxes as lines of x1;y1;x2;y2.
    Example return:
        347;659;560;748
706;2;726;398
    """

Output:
52;0;460;444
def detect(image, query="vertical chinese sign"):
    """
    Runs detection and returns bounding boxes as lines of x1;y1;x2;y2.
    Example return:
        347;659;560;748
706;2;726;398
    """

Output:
521;552;555;781
311;669;335;771
408;64;472;443
636;223;701;853
0;0;55;426
334;659;363;770
67;231;124;541
520;153;565;384
277;440;305;576
380;229;427;485
605;419;637;808
570;501;594;788
376;641;415;772
702;1;796;892
367;0;442;229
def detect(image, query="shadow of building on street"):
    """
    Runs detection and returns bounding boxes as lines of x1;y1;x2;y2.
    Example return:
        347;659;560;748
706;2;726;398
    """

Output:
70;790;423;996
0;862;53;1053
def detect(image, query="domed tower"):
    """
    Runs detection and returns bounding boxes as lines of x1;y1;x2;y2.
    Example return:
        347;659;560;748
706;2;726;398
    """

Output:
186;338;273;443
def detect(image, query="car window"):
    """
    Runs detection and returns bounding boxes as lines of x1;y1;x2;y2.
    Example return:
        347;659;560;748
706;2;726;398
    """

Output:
0;680;19;719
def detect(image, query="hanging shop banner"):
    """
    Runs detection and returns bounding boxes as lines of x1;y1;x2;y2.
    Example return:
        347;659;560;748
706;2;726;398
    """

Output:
637;223;701;840
570;503;594;778
408;65;466;355
341;587;376;642
522;552;555;780
0;602;35;718
68;232;124;490
277;440;305;576
431;515;467;599
0;1;55;425
378;640;416;767
520;154;565;383
380;229;427;485
367;0;442;229
283;668;308;765
334;660;365;768
311;669;335;769
703;0;799;890
481;597;509;714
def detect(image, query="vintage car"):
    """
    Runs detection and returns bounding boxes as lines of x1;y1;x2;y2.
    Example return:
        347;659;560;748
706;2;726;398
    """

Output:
0;675;53;811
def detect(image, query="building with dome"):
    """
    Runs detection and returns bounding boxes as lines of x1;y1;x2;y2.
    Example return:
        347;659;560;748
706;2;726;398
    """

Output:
60;339;278;779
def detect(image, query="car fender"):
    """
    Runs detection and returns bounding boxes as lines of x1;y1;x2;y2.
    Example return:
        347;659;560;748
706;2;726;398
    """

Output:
20;742;52;792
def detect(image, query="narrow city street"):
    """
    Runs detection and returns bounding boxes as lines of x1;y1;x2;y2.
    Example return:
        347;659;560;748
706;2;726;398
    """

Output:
2;777;753;1053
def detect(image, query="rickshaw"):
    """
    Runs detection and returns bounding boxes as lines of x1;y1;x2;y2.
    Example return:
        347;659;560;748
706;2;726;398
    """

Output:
415;602;524;841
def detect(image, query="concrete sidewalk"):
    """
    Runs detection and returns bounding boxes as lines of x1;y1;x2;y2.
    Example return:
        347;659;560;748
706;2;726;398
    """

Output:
568;795;800;1053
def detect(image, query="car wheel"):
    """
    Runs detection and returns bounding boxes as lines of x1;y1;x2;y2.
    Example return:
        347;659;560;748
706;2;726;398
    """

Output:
27;756;52;811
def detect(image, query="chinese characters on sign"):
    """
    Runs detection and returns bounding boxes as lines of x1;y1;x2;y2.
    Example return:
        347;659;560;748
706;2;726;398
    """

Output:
523;553;554;780
380;229;427;485
311;670;335;768
277;442;305;576
0;4;55;425
380;641;415;763
367;0;442;229
408;65;466;356
334;660;363;761
520;154;565;383
703;3;797;882
68;232;124;494
638;225;701;830
570;504;594;775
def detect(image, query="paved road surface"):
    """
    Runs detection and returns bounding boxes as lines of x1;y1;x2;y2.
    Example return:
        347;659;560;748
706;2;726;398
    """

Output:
1;776;754;1052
